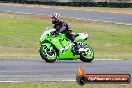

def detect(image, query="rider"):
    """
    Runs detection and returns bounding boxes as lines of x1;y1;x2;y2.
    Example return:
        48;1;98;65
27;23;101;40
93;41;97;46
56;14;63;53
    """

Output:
51;13;79;54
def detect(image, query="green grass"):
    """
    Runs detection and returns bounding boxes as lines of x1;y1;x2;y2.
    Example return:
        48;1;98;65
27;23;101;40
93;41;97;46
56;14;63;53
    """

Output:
0;82;132;88
0;11;132;59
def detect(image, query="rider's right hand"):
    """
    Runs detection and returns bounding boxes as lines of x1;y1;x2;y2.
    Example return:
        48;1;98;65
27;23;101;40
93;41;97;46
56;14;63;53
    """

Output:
50;31;56;36
50;32;54;36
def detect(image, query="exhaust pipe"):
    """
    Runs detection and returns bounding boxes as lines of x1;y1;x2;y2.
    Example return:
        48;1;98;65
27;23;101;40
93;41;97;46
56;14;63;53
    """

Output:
78;48;89;52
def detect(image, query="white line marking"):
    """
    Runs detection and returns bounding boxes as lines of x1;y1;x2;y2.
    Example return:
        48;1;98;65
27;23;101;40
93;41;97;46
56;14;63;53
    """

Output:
44;80;76;82
0;81;22;82
0;80;76;82
68;17;132;26
1;3;132;15
1;10;132;26
75;58;123;60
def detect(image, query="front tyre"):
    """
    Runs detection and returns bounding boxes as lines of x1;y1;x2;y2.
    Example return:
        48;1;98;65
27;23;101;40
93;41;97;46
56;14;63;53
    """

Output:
39;45;57;63
80;44;94;62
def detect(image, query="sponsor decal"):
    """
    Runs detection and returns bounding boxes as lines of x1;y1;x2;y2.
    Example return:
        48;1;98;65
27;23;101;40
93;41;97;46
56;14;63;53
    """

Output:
76;67;131;85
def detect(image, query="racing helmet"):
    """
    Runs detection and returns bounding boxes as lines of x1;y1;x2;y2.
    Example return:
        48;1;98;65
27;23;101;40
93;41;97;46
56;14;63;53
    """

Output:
51;13;61;22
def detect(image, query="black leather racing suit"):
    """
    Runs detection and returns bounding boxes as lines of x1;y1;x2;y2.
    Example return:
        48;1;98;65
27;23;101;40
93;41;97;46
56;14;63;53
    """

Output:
53;21;79;53
54;21;75;42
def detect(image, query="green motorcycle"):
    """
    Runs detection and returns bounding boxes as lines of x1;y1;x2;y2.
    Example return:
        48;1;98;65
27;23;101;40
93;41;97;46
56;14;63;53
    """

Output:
39;26;94;62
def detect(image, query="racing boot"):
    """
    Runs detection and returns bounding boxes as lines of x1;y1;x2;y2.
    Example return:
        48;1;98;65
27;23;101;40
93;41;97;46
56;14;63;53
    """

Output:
72;41;80;55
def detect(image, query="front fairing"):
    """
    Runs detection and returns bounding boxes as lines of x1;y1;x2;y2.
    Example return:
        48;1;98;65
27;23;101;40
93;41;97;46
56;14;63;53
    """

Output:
40;27;56;44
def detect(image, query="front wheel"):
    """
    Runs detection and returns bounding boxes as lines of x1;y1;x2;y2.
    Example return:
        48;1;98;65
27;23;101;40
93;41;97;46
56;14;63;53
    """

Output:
39;44;57;63
80;44;94;62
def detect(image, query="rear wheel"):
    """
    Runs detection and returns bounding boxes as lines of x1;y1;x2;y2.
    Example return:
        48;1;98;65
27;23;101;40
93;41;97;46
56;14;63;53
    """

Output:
80;44;94;62
39;45;57;63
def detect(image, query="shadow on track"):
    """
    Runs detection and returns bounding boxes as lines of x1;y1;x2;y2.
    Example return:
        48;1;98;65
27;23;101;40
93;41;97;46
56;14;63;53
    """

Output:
41;60;94;64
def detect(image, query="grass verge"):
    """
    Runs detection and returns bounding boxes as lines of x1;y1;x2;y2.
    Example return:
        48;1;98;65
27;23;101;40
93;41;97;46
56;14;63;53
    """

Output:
0;82;132;88
0;11;132;59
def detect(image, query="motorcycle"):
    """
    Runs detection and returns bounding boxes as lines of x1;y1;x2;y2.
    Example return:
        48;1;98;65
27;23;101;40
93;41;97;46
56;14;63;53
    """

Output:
39;26;94;62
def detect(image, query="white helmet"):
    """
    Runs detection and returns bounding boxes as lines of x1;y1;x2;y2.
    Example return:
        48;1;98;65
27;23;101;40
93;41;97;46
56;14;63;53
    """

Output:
51;13;61;21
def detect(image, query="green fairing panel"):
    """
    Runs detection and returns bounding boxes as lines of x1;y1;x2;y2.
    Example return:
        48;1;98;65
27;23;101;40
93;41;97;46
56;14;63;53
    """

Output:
48;34;68;49
41;43;51;48
59;49;80;59
49;34;80;59
40;26;80;59
47;37;63;50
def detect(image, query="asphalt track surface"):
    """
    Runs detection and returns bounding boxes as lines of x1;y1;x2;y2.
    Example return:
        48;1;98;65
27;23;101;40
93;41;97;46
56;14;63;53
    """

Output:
0;59;132;82
0;4;132;82
0;4;132;25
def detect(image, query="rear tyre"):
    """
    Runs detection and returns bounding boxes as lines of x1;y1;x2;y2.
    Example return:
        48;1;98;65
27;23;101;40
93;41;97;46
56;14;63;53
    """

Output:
80;44;94;62
39;45;57;63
